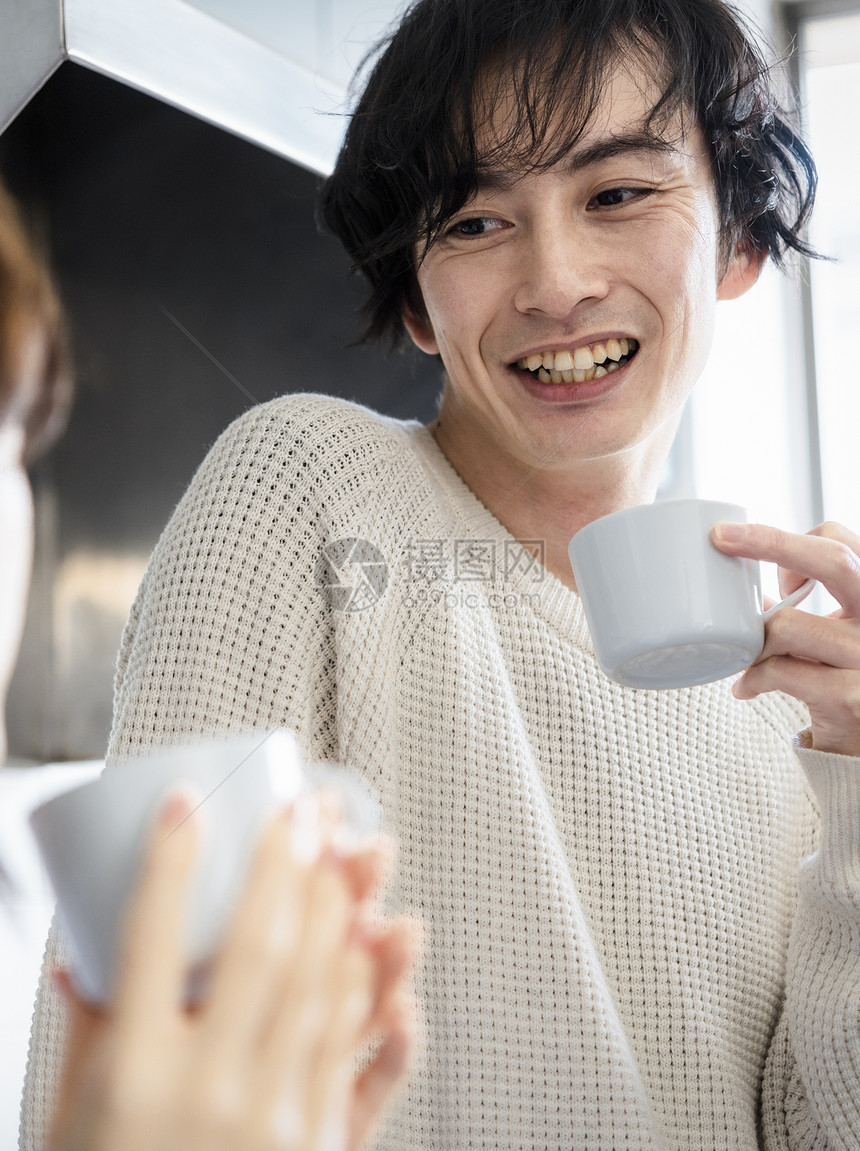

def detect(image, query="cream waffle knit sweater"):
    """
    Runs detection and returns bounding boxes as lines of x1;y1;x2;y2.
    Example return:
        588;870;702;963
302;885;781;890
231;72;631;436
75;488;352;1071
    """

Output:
21;394;860;1150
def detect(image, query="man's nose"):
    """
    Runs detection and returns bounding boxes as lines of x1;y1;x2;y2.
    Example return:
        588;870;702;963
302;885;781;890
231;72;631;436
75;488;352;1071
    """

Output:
513;224;610;319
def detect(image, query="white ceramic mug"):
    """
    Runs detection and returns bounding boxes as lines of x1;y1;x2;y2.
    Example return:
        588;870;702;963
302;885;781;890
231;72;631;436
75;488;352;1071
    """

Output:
568;499;814;690
30;730;380;1003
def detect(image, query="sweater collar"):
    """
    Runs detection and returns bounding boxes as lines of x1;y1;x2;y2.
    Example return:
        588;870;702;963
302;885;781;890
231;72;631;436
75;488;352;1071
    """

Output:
408;424;593;649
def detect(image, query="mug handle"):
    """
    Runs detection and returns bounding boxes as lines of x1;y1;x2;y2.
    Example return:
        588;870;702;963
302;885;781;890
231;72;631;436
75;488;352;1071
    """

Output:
762;577;816;623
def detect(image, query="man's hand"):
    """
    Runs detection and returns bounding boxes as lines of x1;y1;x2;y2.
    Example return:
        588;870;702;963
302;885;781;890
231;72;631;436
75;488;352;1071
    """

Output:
712;520;860;757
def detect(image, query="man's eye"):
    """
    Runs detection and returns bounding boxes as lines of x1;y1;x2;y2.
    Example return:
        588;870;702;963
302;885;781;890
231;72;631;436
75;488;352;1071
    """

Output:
589;187;652;208
449;216;504;236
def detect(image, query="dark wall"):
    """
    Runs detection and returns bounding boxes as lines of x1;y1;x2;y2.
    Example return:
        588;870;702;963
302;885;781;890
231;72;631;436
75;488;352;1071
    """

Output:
2;63;442;760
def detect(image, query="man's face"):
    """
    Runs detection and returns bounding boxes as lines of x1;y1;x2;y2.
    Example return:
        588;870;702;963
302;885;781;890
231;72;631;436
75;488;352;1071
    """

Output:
404;59;758;483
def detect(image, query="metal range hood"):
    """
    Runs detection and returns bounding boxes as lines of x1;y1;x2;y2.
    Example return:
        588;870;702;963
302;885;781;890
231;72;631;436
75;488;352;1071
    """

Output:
0;0;395;175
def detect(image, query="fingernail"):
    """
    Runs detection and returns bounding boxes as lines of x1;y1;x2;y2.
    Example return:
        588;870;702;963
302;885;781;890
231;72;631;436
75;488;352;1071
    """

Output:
291;791;323;864
317;788;343;833
158;786;197;830
714;521;748;542
50;969;69;997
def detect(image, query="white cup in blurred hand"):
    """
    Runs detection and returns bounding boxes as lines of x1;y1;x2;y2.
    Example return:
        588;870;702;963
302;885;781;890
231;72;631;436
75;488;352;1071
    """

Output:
30;731;379;1003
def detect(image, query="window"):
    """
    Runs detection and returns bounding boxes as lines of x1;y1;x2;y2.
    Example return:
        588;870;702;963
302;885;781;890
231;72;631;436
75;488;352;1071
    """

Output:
796;7;860;529
679;1;860;604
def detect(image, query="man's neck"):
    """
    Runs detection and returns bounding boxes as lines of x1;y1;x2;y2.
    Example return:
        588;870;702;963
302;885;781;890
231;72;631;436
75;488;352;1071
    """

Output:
429;419;674;591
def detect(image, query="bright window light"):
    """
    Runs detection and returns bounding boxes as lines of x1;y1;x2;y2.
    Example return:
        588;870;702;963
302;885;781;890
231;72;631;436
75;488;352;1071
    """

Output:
801;11;860;530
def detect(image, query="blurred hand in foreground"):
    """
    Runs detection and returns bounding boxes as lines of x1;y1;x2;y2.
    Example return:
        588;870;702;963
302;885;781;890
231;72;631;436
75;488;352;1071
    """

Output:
49;790;421;1151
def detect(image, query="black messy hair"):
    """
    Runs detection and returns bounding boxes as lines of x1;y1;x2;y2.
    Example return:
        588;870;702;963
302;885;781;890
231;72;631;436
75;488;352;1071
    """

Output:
319;0;818;348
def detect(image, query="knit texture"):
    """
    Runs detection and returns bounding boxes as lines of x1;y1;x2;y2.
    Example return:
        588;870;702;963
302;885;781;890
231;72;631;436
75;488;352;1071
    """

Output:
20;394;860;1149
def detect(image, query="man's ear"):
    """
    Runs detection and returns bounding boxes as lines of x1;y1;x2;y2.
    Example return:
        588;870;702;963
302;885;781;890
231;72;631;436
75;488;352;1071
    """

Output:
402;305;440;356
717;241;765;301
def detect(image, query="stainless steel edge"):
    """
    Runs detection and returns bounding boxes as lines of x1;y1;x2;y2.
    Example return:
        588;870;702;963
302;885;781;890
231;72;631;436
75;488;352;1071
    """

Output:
63;0;348;175
0;0;64;134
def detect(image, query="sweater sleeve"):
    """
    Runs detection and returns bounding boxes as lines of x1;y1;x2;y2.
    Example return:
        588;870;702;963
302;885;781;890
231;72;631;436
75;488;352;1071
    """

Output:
105;395;348;764
762;741;860;1150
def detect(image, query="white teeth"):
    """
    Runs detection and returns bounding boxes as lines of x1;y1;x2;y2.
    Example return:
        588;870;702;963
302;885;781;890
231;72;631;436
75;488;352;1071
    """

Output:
520;338;637;380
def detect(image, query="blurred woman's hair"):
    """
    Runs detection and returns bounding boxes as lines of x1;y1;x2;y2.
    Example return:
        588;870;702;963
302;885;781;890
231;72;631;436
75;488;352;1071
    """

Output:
0;180;71;463
320;0;819;348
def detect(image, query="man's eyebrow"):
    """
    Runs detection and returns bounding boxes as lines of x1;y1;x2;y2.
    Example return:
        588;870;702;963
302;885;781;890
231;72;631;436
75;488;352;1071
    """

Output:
474;133;682;190
566;132;682;171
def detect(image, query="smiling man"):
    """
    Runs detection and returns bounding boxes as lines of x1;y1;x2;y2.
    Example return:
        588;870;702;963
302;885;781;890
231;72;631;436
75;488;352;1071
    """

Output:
402;64;758;580
22;1;860;1149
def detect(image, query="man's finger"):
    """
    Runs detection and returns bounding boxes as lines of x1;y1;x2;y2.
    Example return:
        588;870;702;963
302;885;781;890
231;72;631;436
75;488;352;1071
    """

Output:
758;606;860;671
712;521;860;615
733;660;860;756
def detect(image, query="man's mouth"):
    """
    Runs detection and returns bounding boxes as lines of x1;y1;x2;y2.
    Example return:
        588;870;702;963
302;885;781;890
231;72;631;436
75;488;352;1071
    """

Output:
514;338;639;383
